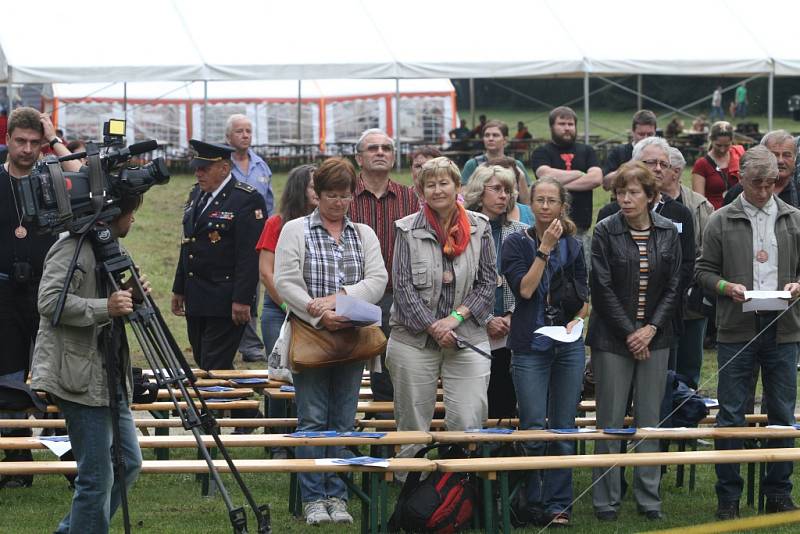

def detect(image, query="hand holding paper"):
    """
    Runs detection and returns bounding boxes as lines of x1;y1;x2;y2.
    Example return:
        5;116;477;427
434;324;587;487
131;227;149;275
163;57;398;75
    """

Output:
534;318;584;343
742;290;791;313
335;294;382;327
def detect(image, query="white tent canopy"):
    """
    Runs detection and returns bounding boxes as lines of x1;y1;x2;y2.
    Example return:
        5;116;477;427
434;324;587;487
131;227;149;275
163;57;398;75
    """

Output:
2;0;798;83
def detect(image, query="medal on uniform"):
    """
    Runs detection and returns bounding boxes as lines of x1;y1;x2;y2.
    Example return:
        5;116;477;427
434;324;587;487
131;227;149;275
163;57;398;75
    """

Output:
209;230;221;244
442;271;454;284
756;249;769;263
14;225;27;239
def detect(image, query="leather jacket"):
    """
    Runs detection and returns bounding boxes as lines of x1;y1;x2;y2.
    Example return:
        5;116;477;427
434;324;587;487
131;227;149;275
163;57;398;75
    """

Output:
586;211;682;356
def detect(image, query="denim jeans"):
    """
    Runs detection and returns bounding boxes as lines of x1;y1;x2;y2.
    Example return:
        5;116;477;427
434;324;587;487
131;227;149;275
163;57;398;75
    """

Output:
261;294;289;452
715;321;798;503
55;394;142;534
511;340;585;515
293;361;364;503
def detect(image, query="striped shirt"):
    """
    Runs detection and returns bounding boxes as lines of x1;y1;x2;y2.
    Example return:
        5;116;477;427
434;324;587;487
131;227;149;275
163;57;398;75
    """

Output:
302;209;364;299
630;228;651;320
350;175;419;289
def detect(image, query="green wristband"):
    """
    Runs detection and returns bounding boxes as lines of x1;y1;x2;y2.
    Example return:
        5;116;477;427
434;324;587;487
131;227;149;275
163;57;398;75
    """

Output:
450;310;465;323
280;302;288;312
718;280;727;296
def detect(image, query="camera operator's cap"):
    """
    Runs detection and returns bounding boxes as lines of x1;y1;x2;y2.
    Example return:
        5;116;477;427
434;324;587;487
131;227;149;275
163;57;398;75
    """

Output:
189;139;235;169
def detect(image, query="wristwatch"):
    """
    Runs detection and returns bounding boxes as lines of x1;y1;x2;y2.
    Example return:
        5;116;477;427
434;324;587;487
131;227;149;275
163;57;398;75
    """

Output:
535;249;549;261
49;137;63;148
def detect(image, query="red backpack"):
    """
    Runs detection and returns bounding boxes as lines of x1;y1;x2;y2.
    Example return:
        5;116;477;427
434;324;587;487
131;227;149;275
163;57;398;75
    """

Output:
388;445;478;533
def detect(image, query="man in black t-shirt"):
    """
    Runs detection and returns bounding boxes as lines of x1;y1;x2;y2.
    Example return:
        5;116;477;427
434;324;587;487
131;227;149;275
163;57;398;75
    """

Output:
0;107;81;489
602;109;658;191
531;106;602;268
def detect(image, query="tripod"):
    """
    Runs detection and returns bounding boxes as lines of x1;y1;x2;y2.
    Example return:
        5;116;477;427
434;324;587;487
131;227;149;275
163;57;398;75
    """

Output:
54;225;271;534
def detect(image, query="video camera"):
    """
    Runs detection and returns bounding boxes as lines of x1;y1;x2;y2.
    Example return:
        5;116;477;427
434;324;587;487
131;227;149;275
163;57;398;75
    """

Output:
15;119;170;235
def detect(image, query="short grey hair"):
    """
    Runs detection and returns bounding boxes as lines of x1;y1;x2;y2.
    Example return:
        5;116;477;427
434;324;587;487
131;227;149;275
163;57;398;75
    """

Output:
632;136;671;161
760;129;797;154
225;114;252;140
740;145;779;182
356;128;395;153
667;147;686;170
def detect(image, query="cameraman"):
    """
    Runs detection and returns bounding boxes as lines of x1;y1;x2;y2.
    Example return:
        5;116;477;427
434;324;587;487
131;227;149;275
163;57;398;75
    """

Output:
0;107;81;489
30;192;146;533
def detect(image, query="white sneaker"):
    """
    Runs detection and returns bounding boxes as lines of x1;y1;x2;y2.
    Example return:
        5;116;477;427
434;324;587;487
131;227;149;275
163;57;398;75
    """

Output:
325;497;354;524
304;500;332;525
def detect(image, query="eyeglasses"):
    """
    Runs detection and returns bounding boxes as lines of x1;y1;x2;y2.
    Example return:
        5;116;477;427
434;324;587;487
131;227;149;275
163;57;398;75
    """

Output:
484;184;512;195
641;159;671;169
362;143;394;153
321;193;353;203
533;197;562;206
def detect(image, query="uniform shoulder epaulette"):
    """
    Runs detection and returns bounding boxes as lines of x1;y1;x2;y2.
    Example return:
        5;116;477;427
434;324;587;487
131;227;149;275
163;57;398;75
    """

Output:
234;181;256;193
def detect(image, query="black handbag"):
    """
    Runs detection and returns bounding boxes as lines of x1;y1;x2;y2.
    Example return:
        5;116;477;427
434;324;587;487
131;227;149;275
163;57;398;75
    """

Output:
545;242;587;326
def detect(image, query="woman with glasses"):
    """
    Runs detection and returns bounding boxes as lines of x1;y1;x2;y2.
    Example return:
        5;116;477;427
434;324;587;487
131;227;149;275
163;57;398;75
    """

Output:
485;156;535;226
586;162;681;522
500;177;588;526
274;157;388;526
692;121;745;210
463;165;528;419
387;156;497;441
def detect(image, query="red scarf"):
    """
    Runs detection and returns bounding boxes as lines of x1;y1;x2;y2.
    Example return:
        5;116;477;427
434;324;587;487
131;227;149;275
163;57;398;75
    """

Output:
423;202;471;259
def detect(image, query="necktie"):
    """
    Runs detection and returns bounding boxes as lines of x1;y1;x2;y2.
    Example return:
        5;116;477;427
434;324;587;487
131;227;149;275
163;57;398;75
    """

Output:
194;192;210;219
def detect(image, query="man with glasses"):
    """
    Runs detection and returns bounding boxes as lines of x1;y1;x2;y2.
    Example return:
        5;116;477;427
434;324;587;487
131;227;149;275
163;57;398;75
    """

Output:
349;128;418;411
602;110;658;191
532;106;603;270
696;145;800;519
597;137;695;371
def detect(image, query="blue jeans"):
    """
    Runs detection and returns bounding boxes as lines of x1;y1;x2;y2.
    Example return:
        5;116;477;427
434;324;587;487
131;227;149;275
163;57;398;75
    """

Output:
715;321;798;503
55;394;142;534
511;340;585;514
261;294;289;450
293;361;364;502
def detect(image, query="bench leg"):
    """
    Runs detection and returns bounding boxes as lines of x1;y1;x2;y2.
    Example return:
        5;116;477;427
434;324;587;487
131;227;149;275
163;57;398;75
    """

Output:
289;473;301;516
499;472;510;534
150;410;170;461
758;462;765;513
747;462;755;507
689;440;697;490
676;440;685;487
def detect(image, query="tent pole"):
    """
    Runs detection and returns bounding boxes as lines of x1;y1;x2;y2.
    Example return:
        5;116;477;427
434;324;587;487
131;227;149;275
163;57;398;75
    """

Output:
297;80;302;140
583;72;590;144
395;78;401;171
123;82;128;126
469;78;475;129
768;70;774;132
636;75;642;110
203;80;208;141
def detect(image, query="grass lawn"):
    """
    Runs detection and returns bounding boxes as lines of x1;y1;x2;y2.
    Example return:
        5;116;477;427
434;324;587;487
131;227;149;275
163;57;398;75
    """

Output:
3;109;798;532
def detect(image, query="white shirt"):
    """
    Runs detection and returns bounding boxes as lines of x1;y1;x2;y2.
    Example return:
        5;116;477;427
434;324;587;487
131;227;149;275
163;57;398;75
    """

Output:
740;195;778;290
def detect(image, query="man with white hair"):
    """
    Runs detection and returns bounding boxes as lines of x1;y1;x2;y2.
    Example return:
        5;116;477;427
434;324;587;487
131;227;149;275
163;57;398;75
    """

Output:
696;145;800;519
724;129;798;208
597;137;695;371
226;114;273;362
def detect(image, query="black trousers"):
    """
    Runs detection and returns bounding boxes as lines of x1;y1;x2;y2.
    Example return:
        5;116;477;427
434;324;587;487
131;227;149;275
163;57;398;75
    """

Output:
187;316;246;371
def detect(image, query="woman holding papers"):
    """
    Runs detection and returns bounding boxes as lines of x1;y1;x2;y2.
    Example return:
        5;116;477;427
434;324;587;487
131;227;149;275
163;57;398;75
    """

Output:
500;176;588;527
463;165;528;418
386;157;497;439
274;157;387;526
586;162;681;521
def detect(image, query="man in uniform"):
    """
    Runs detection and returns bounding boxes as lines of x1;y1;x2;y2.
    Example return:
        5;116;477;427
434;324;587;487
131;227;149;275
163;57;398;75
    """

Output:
0;107;80;489
226;113;272;362
171;140;265;371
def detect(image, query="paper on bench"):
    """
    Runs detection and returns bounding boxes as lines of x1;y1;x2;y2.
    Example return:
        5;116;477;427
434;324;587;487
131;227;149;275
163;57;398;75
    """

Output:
534;319;583;343
742;290;790;312
336;294;382;327
38;436;72;457
316;456;390;468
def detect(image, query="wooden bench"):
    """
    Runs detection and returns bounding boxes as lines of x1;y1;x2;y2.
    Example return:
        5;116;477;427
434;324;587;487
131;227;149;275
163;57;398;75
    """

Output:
436;447;800;534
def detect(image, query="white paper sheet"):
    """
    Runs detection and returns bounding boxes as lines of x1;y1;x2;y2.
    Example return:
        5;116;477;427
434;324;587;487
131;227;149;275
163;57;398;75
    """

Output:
315;458;390;468
38;437;72;457
489;335;507;351
534;319;584;343
742;290;791;313
335;294;382;327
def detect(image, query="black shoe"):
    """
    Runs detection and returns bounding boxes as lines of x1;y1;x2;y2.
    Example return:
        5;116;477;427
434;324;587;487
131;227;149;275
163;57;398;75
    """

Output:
0;475;33;489
595;510;618;522
641;510;664;520
765;495;798;514
716;500;739;520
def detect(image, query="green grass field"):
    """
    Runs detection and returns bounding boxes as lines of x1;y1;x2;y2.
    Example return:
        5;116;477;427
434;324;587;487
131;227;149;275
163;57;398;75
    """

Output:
2;109;798;533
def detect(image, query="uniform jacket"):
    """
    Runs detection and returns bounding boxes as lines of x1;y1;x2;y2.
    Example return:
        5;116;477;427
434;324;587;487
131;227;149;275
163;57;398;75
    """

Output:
172;177;266;317
695;195;800;343
586;211;682;356
30;235;133;407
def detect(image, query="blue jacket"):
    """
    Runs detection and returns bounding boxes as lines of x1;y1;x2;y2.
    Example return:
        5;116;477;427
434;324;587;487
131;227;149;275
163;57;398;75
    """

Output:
501;230;587;353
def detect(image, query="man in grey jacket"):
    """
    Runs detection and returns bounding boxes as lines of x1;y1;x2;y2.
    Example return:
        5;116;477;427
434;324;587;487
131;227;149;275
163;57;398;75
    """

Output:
30;193;146;534
696;145;800;520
